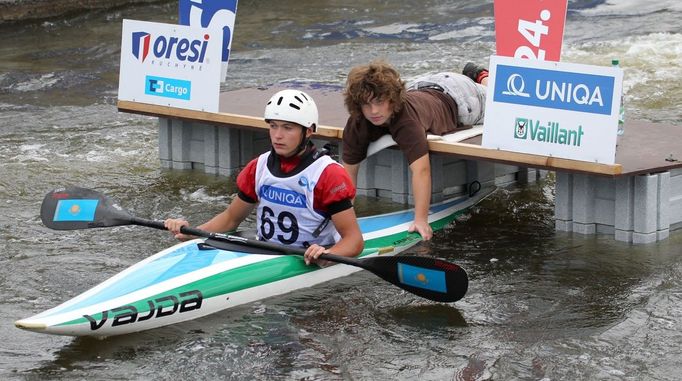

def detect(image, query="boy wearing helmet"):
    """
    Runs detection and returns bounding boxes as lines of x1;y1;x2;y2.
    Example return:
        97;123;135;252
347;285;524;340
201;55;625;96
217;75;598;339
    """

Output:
342;60;487;240
165;90;363;265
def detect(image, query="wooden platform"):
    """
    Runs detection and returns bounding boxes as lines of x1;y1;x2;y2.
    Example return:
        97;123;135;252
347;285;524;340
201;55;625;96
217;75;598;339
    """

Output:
117;83;682;243
118;84;682;177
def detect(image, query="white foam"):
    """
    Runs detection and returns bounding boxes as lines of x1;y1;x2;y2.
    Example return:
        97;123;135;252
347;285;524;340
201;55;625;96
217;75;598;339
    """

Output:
563;32;682;94
429;26;491;41
362;23;421;35
579;0;682;16
11;73;60;92
184;188;230;203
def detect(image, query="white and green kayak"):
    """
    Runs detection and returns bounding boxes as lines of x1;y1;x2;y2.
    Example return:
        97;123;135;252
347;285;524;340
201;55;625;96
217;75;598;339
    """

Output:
15;186;492;337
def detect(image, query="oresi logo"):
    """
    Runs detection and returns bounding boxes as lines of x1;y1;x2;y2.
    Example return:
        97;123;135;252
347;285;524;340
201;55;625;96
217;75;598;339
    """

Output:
131;31;211;63
513;117;584;147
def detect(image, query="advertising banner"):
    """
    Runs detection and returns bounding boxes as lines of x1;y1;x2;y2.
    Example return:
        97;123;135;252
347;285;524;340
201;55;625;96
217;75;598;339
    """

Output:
482;55;623;164
179;0;238;82
494;0;567;61
118;19;223;112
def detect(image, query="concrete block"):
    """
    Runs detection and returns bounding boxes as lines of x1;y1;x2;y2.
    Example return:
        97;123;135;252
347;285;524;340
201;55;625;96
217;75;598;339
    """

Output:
615;230;633;243
554;172;573;222
555;219;572;232
215;127;241;175
615;176;634;233
201;124;219;173
571;174;595;226
158;118;171;162
170;119;192;170
572;221;596;234
633;231;658;244
517;167;539;184
633;174;658;235
657;172;670;230
391;150;409;204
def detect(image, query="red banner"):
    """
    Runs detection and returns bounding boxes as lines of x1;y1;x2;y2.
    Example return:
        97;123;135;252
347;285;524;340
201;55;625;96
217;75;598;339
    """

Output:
494;0;568;61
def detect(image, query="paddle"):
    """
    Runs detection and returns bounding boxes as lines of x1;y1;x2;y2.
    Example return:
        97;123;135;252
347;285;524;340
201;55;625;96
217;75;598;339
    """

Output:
40;186;468;302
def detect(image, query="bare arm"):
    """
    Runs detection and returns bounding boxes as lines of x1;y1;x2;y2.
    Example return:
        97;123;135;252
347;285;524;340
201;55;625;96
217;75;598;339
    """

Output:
165;197;257;240
303;207;364;265
408;154;433;240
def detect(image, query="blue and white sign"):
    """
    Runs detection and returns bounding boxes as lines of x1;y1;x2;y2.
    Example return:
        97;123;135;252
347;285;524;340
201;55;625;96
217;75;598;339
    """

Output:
482;55;623;164
118;19;222;112
179;0;238;82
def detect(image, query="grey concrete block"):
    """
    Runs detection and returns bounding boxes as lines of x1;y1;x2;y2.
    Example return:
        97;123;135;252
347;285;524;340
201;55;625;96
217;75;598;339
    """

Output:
554;172;573;222
571;174;595;225
615;229;633;243
158;118;171;162
633;231;658;244
633;174;658;235
215;127;241;175
170;119;191;164
657;172;670;231
555;219;572;232
572;221;596;234
615;176;634;232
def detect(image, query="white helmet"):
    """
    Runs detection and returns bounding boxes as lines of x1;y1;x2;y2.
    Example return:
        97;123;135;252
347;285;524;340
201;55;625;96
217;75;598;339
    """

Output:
264;89;318;131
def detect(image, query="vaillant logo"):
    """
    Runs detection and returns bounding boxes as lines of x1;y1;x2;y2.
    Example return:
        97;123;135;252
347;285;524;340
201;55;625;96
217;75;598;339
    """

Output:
493;65;615;115
131;31;211;64
145;76;192;100
513;117;584;147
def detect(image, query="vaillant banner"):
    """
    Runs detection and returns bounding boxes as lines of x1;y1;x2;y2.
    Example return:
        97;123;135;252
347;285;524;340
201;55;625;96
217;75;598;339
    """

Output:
118;19;223;112
179;0;238;82
482;55;623;164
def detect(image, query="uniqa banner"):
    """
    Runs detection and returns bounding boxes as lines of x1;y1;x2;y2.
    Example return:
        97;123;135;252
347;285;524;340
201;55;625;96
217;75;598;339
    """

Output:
117;19;223;112
494;0;567;61
482;55;623;164
179;0;238;82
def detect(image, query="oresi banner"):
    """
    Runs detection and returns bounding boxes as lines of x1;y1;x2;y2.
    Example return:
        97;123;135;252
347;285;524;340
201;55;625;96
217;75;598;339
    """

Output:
118;19;223;112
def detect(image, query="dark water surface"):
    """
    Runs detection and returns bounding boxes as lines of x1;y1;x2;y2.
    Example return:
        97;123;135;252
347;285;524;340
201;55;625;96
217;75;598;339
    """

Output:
1;0;681;379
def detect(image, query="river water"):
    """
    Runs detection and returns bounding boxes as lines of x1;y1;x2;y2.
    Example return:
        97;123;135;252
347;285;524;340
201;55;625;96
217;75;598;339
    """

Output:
1;0;681;380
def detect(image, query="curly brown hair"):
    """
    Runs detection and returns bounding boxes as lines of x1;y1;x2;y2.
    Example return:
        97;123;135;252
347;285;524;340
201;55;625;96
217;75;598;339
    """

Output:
343;60;406;118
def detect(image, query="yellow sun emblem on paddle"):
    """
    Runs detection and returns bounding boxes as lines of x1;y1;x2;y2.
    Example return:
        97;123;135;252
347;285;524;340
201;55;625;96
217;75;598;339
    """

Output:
69;204;81;215
416;273;428;284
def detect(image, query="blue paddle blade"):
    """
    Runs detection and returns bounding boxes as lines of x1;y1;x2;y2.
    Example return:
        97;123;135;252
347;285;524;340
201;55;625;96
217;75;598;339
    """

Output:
359;255;469;303
40;187;134;230
53;199;99;222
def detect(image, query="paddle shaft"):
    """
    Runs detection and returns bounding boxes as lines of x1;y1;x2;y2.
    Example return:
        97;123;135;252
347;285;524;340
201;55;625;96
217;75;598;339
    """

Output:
129;216;362;268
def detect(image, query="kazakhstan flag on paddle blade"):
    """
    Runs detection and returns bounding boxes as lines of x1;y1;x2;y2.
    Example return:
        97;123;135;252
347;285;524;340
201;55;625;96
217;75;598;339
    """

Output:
54;199;99;222
397;263;447;293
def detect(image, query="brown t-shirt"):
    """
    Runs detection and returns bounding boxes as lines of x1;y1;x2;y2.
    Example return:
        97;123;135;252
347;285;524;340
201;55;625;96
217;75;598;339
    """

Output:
342;89;470;165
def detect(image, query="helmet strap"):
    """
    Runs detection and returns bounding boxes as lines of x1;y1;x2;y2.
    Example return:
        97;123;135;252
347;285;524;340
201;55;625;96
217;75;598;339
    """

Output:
295;126;311;156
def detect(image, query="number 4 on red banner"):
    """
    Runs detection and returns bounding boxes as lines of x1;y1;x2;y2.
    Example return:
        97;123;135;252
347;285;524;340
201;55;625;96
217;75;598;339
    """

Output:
494;0;568;62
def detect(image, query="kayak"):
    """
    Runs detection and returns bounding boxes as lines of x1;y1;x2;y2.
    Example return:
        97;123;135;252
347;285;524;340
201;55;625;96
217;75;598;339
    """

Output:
15;187;493;337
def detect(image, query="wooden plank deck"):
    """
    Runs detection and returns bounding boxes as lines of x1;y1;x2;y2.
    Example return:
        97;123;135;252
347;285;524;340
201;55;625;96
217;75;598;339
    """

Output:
118;84;682;177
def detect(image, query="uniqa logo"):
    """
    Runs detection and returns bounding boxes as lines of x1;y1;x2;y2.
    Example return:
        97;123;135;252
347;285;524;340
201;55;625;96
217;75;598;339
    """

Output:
502;73;603;106
494;64;614;115
259;185;307;208
501;74;530;98
131;31;211;63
